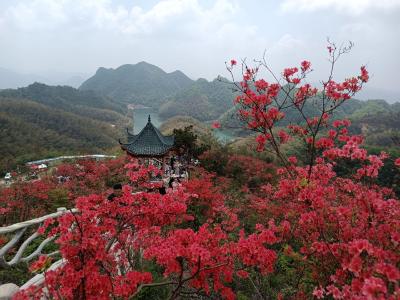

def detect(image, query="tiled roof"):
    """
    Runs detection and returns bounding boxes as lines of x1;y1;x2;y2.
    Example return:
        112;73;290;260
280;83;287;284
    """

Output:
120;115;174;156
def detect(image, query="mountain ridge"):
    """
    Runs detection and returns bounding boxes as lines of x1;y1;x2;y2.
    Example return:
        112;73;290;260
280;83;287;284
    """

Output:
79;62;194;106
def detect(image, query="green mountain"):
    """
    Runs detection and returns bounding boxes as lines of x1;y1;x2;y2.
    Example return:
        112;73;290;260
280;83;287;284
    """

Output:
219;94;400;148
349;101;400;147
0;84;129;173
79;62;236;121
1;82;124;121
79;62;193;107
159;78;236;121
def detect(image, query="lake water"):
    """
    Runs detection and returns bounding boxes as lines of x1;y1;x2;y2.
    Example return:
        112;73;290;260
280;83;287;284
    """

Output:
132;108;236;143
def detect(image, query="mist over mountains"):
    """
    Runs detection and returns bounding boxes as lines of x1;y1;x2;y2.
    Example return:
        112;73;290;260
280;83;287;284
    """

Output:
0;68;87;89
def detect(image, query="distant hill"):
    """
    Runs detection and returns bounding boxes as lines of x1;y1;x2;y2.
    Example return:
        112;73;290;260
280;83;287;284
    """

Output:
349;101;400;147
79;62;193;106
160;115;211;137
219;94;400;148
356;86;399;104
80;62;236;121
0;83;129;173
0;83;125;122
159;78;236;121
159;116;219;148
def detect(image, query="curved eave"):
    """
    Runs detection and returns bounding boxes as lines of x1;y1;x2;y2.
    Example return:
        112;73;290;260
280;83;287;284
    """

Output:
126;128;136;137
118;139;130;148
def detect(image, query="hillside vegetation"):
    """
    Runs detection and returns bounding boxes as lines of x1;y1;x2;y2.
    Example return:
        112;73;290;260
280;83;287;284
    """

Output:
0;84;129;173
159;78;235;121
160;115;210;136
79;62;193;107
219;94;400;148
350;101;400;147
1;82;124;120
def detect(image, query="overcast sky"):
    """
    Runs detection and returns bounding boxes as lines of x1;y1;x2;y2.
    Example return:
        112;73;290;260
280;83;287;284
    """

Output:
0;0;399;100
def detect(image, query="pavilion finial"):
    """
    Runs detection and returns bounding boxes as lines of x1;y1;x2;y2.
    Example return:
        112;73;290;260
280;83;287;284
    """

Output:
148;115;151;123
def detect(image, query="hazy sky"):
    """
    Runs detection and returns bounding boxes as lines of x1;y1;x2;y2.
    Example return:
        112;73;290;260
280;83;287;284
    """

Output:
0;0;399;100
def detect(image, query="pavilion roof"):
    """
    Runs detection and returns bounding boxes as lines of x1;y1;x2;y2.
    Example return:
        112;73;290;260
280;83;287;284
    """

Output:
120;115;174;156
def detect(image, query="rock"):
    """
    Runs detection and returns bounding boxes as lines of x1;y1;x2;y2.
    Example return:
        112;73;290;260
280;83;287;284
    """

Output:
0;283;19;300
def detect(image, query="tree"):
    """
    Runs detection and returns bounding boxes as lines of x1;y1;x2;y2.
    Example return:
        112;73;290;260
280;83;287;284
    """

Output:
223;41;400;299
173;125;210;159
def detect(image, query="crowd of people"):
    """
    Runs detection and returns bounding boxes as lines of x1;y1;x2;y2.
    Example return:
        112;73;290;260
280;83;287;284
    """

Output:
164;156;189;178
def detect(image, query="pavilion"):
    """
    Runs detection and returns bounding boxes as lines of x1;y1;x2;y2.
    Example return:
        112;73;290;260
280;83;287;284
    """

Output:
119;115;175;172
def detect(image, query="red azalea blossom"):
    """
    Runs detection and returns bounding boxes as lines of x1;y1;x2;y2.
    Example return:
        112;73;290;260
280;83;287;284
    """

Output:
301;60;311;72
212;121;221;129
254;79;269;91
283;67;299;83
29;256;52;273
359;66;369;83
394;158;400;167
313;286;325;299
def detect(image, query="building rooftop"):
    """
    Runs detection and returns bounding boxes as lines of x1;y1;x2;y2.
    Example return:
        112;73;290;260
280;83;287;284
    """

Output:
120;115;174;157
